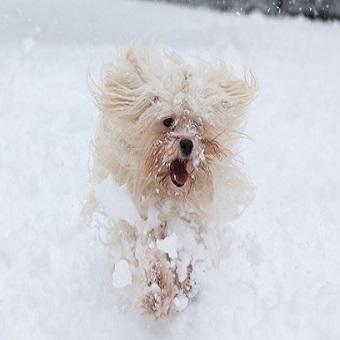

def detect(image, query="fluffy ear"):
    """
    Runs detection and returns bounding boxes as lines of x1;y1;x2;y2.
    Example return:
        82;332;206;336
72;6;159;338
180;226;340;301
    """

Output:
91;47;155;121
220;73;257;109
123;47;150;88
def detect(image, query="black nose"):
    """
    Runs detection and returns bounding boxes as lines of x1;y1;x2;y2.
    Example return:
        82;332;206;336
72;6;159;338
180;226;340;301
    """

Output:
180;139;193;156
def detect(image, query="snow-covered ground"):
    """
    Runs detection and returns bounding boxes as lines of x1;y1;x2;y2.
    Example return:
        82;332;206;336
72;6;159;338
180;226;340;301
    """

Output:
1;0;340;339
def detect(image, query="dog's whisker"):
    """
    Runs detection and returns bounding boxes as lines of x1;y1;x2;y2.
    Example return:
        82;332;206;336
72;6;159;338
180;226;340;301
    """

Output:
186;179;194;197
158;173;169;185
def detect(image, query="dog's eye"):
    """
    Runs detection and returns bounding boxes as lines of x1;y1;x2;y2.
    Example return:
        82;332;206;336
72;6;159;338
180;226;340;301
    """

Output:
163;117;174;127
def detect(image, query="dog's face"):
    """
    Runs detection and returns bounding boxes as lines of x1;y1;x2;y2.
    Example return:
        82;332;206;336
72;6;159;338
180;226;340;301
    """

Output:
94;47;256;205
144;107;223;198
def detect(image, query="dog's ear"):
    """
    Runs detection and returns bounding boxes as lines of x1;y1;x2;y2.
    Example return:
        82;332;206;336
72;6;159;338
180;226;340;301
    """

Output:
219;73;257;110
123;47;150;88
108;47;150;91
92;47;156;120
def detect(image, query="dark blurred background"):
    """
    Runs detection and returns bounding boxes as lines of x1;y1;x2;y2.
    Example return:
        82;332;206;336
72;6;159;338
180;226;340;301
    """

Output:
145;0;340;20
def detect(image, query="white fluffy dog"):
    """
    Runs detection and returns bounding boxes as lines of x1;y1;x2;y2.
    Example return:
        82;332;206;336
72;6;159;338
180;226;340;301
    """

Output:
86;45;256;318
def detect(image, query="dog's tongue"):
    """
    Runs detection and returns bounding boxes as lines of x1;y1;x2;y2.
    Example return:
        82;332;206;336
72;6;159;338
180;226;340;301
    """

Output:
171;160;188;186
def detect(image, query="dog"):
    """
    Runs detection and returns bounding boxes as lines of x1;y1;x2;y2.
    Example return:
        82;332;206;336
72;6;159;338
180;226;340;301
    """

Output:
86;45;256;318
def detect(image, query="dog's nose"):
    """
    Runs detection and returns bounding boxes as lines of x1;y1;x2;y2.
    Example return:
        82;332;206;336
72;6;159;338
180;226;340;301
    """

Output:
180;139;193;156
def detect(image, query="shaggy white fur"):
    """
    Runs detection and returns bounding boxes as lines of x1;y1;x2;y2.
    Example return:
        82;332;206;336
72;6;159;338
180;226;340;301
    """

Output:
85;45;256;318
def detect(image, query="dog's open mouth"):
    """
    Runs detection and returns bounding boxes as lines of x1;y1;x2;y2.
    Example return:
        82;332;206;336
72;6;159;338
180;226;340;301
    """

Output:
170;159;189;187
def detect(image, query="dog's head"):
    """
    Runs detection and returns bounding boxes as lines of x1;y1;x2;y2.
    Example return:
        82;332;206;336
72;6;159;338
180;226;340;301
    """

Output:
92;46;256;210
143;100;224;198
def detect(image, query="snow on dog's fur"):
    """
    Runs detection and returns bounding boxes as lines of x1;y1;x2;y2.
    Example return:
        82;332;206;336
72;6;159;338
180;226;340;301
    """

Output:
86;45;256;318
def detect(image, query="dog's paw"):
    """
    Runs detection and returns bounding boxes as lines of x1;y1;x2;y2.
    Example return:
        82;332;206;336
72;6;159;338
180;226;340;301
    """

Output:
138;250;200;318
176;263;198;298
140;287;174;318
139;251;177;318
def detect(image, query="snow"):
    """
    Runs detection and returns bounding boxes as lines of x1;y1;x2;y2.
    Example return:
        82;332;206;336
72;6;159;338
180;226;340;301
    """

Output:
173;294;188;312
156;233;178;259
1;0;340;339
95;175;139;225
112;260;132;289
22;37;36;51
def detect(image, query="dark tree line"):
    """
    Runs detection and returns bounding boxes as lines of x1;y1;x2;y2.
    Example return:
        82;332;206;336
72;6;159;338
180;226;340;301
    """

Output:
146;0;340;20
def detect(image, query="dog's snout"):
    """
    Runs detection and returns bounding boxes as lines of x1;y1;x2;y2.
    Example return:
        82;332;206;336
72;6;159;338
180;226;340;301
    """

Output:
180;139;193;156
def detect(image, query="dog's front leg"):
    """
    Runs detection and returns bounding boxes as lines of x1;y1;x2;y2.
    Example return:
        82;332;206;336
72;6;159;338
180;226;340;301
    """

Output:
138;249;177;318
